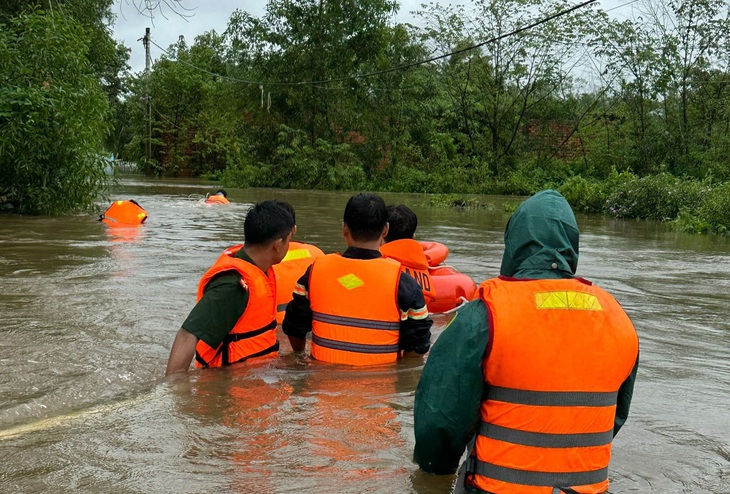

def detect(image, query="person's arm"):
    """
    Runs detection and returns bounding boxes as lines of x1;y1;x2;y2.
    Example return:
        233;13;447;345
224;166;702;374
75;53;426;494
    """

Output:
614;352;639;436
165;328;199;376
414;299;490;474
282;266;313;352
165;272;248;376
397;272;432;356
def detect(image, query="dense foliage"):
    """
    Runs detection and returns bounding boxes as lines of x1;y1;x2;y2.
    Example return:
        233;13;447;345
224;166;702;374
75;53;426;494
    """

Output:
0;11;109;214
559;172;728;234
1;0;728;233
112;0;729;233
0;1;128;215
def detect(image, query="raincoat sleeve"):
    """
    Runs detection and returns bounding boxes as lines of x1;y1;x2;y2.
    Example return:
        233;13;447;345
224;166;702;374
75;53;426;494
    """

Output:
414;299;490;474
614;353;639;436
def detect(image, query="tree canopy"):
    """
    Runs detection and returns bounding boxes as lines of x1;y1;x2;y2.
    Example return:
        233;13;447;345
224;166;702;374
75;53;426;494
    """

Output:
0;0;129;215
1;0;729;232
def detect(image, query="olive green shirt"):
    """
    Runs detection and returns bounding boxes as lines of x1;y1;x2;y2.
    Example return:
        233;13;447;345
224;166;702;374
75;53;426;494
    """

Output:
181;248;254;348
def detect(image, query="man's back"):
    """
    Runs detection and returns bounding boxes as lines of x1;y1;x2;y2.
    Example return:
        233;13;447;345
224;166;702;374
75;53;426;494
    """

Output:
414;190;640;493
308;253;402;365
471;276;638;493
283;193;432;364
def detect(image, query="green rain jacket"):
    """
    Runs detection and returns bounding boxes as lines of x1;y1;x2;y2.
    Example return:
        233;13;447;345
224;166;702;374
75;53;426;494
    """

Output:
413;189;639;479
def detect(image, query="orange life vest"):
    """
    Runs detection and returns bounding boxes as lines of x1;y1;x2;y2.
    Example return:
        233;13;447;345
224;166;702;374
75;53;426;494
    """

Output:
205;194;230;205
100;200;147;225
469;276;639;494
194;245;279;368
272;241;325;324
380;239;437;307
309;254;402;366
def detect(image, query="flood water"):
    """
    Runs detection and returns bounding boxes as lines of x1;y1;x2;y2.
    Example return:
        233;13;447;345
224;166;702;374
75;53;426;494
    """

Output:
1;178;728;493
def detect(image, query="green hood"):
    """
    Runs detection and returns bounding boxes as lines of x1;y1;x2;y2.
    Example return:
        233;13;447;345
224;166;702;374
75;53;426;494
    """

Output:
500;189;579;279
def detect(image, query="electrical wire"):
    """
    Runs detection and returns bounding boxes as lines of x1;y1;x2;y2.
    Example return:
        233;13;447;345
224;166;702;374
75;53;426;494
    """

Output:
146;0;600;88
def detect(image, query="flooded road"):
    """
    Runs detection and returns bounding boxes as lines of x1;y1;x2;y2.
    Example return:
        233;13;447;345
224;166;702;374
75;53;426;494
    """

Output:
1;178;728;493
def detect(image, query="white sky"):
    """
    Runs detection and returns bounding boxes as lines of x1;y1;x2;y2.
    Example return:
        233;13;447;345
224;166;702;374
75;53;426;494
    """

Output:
112;0;631;74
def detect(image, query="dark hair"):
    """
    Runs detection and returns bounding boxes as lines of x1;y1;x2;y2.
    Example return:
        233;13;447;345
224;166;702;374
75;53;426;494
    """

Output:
244;200;295;246
216;189;227;198
343;193;388;241
278;200;296;225
385;204;417;242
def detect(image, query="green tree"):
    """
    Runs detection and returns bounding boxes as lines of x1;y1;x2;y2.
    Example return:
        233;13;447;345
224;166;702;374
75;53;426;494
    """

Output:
586;13;665;174
129;33;242;176
0;11;110;214
413;0;593;173
225;0;400;144
647;0;730;174
0;0;130;105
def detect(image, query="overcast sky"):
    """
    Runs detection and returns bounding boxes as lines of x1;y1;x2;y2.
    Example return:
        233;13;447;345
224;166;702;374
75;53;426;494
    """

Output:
112;0;631;74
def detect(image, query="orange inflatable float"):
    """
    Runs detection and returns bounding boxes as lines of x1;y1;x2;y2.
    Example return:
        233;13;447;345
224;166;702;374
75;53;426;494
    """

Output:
204;189;230;205
272;241;325;323
427;265;477;313
417;241;476;313
205;194;230;205
100;200;148;226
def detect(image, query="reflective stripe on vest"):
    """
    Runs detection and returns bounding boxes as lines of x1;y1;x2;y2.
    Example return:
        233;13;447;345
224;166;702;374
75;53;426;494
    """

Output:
473;461;609;489
312;333;400;354
487;386;619;407
470;276;639;494
309;254;401;366
479;421;614;449
312;311;401;331
194;245;278;368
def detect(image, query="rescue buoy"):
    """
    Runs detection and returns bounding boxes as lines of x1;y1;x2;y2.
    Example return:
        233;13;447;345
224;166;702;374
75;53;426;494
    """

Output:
419;241;449;267
205;194;230;205
100;200;148;226
427;265;477;313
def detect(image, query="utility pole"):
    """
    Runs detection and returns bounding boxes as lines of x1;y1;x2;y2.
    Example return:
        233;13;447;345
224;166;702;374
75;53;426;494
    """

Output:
143;27;152;175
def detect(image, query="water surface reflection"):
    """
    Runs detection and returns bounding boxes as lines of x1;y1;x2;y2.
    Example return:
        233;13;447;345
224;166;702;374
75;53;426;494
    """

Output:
0;179;727;493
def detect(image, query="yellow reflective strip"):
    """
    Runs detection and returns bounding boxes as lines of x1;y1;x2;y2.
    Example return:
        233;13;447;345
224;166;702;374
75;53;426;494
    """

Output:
535;291;603;311
282;248;312;262
337;273;364;290
406;305;430;320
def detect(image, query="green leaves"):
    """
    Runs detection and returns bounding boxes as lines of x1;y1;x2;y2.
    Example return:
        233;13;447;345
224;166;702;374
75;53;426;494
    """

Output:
0;10;109;215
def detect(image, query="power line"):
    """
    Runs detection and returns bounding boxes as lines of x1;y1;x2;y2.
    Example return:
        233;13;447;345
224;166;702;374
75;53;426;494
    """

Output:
148;0;599;88
603;0;642;13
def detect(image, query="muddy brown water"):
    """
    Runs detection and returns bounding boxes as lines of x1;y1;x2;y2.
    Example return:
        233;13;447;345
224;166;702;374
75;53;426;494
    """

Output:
1;178;728;493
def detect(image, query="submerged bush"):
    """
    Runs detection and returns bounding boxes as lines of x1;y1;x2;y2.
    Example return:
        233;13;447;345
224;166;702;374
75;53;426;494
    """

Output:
674;182;730;235
558;176;606;213
222;130;368;192
698;183;730;234
424;194;497;210
605;173;707;221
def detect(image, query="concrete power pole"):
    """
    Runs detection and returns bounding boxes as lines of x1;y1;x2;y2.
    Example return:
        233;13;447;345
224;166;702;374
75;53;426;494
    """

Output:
143;27;152;175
